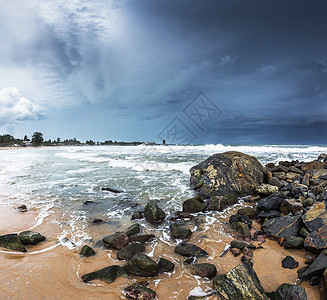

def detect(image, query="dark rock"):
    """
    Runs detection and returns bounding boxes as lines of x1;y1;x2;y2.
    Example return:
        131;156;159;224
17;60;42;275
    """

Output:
117;242;145;260
190;263;217;278
84;200;95;205
101;187;123;193
125;224;141;236
266;163;276;169
213;262;268;300
0;234;26;252
124;282;156;300
81;265;127;283
245;195;261;203
80;245;96;257
290;186;307;198
19;231;45;245
182;196;207;213
300;227;310;238
270;283;307;300
157;257;174;272
304;225;327;250
318;153;327;162
289;167;304;174
273;165;289;172
144;201;165;225
230;248;242;256
123;254;159;277
184;257;196;264
302;160;326;172
257;192;286;211
302;173;311;186
174;242;208;257
231;222;251;239
262;215;301;239
102;232;129;250
131;211;143;220
241;255;253;263
280;199;303;215
255;184;279;195
268;177;284;189
258;210;281;220
284;236;304;249
299;249;327;280
208;196;226;211
230;240;256;250
92;218;104;224
223;193;239;206
302;198;314;208
170;222;192;240
229;214;252;228
252;231;266;243
129;234;156;244
281;256;299;269
17;204;27;212
190;151;266;198
242;247;253;258
302;201;327;232
309;276;321;286
321;191;327;202
237;207;256;219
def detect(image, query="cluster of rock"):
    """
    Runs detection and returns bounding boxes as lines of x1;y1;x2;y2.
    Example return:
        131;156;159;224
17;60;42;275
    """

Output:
0;231;45;252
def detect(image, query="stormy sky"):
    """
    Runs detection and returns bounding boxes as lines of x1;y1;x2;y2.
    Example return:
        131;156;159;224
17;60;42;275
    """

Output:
0;0;326;144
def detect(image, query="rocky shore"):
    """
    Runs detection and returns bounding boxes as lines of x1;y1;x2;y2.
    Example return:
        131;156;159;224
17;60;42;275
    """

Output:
1;151;327;299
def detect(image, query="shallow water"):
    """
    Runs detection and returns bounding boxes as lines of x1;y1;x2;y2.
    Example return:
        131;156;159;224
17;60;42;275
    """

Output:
0;144;326;299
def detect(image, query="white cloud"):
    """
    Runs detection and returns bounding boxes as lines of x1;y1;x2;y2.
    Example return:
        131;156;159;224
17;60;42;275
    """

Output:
0;87;43;124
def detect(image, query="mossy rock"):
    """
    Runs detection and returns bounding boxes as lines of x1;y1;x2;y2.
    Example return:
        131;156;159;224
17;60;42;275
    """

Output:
0;234;26;252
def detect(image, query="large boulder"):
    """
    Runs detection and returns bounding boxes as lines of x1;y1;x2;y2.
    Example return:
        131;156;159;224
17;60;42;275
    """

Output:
81;265;127;283
262;215;301;239
19;231;45;245
0;234;26;252
129;234;156;244
117;242;145;260
304;225;327;251
190;151;266;198
157;257;175;272
182;196;207;213
170;222;192;240
213;262;269;300
302;201;327;232
299;249;327;280
144;201;165;225
123;254;159;277
102;232;129;250
190;263;217;278
257;192;286;212
268;283;307;300
125;224;141;236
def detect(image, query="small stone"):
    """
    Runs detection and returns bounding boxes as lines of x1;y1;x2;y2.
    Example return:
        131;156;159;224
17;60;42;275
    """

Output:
80;245;96;257
231;222;251;239
92;218;104;224
117;242;145;260
144;201;166;225
123;254;159;277
170;222;192;240
82;265;127;284
102;232;129;250
131;211;143;220
230;240;256;250
174;242;208;257
124;282;156;300
17;204;27;212
230;248;242;256
284;236;304;249
190;263;217;278
282;256;299;269
237;207;257;219
255;183;279;195
310;276;321;286
182;196;207;213
157;257;175;272
129;234;156;244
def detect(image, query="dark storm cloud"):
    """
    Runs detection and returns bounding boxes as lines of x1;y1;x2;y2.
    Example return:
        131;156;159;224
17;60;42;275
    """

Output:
0;0;326;143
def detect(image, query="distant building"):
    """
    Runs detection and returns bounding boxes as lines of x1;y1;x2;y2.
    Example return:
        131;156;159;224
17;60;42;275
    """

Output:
23;141;32;147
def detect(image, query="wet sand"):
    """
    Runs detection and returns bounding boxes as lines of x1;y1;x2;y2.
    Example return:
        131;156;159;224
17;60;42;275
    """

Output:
0;205;324;299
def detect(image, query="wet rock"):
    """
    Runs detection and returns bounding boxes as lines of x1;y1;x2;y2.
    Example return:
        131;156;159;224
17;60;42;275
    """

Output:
262;215;301;239
81;265;127;283
0;234;26;252
17;204;27;212
300;227;310;238
299;249;327;280
208;196;226;211
269;283;307;300
83;200;95;205
101;187;123;193
302;160;326;172
157;257;175;272
284;236;304;249
289;167;304;174
92;218;106;224
80;245;96;257
302;173;311;186
117;242;145;260
229;214;252;228
102;232;129;250
273;165;289;173
231;222;251;239
170;222;192;240
257;192;286;211
242;247;253;257
19;231;45;245
255;184;279;195
304;225;327;250
124;282;156;300
230;240;256;250
190;263;217;278
321;191;327;202
237;207;256;219
252;231;266;243
174;242;208;257
281;256;299;269
244;195;261;203
280;199;303;215
230;248;242;256
309;276;321;286
125;224;141;236
129;234;156;244
213;262;268;300
190;151;266;198
182;196;207;213
258;210;281;220
302;198;314;208
302;201;327;232
144;201;165;225
131;211;144;220
123;254;159;277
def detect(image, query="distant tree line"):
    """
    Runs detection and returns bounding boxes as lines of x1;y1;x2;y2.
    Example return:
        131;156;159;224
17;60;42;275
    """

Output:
0;132;154;147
